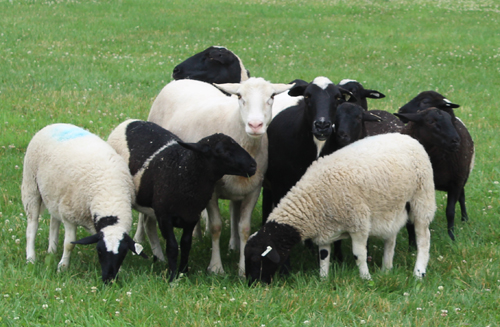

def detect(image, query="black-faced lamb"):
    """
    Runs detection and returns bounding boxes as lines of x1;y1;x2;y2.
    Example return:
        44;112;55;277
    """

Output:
107;119;256;281
337;79;403;136
172;45;250;84
395;104;474;242
146;77;293;276
22;123;147;284
263;77;357;224
245;133;436;284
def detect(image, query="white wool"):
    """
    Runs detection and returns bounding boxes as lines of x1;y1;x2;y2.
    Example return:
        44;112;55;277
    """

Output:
268;133;436;279
312;76;333;89
23;124;134;266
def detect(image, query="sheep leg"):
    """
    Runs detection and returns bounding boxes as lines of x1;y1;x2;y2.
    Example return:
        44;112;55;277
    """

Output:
58;222;77;271
413;218;431;278
445;190;459;241
381;234;397;272
179;223;196;274
25;197;42;263
229;201;242;252
237;188;261;277
206;196;224;275
48;216;61;254
158;217;178;282
318;244;331;278
143;215;165;262
133;213;146;243
459;187;468;222
332;240;343;263
406;222;417;250
350;232;370;280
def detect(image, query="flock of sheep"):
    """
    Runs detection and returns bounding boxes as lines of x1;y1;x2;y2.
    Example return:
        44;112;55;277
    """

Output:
21;46;475;285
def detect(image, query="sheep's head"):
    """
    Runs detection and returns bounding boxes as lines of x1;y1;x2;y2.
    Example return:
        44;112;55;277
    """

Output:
214;78;293;138
72;229;147;284
244;231;281;285
398;90;459;120
334;103;381;147
178;133;257;178
338;79;386;110
395;108;461;153
172;46;250;84
288;77;357;142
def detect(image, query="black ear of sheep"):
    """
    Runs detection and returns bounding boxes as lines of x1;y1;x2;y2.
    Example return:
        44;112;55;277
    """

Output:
364;89;386;99
261;246;280;264
72;233;101;245
394;112;423;124
177;141;212;157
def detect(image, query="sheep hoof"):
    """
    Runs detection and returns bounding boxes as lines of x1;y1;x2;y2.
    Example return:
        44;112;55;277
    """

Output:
207;265;225;275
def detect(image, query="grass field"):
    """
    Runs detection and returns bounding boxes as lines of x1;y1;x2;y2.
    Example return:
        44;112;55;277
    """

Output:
1;0;500;325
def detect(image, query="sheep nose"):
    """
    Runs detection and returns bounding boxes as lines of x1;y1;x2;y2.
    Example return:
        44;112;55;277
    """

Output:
337;130;350;142
314;120;331;133
248;121;264;132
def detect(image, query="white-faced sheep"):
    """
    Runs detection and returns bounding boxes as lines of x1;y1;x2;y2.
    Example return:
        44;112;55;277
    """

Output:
245;133;436;284
107;119;256;281
146;77;293;276
22;123;147;284
172;46;250;84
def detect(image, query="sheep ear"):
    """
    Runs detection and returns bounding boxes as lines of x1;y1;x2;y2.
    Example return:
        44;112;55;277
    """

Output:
124;234;148;259
177;141;211;156
261;246;280;264
272;83;295;96
443;98;460;108
213;83;241;95
363;111;383;122
364;89;386;99
339;87;357;103
394;112;423;124
72;233;101;245
288;83;308;97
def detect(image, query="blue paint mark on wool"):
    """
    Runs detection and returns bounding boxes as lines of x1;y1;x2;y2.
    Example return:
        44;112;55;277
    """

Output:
52;125;92;141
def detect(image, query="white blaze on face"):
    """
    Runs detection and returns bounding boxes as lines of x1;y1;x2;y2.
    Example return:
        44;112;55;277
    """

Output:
338;79;358;86
312;76;333;89
102;227;126;254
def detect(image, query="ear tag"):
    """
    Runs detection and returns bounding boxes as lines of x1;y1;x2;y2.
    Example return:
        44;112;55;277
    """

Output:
370;92;380;98
344;94;351;101
443;98;452;106
134;243;144;255
261;246;273;257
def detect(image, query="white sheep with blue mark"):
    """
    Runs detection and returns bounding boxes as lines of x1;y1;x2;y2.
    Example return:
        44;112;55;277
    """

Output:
22;123;146;283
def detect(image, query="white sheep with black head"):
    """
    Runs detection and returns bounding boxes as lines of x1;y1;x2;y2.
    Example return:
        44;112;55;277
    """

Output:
245;133;436;284
22;124;146;284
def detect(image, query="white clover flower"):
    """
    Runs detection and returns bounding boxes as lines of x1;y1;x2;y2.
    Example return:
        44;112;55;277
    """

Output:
438;286;444;291
126;291;132;296
416;307;423;311
4;294;9;298
56;288;61;291
230;298;235;302
42;304;48;309
404;292;410;296
116;299;120;302
115;311;120;316
360;320;366;324
304;321;310;324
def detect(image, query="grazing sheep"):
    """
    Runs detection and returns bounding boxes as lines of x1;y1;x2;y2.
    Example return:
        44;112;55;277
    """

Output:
107;119;256;281
22;124;146;283
146;77;293;275
395;105;474;242
245;133;436;284
172;46;250;84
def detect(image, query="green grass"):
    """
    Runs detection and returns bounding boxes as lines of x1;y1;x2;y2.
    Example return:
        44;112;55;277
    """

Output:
1;0;500;325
